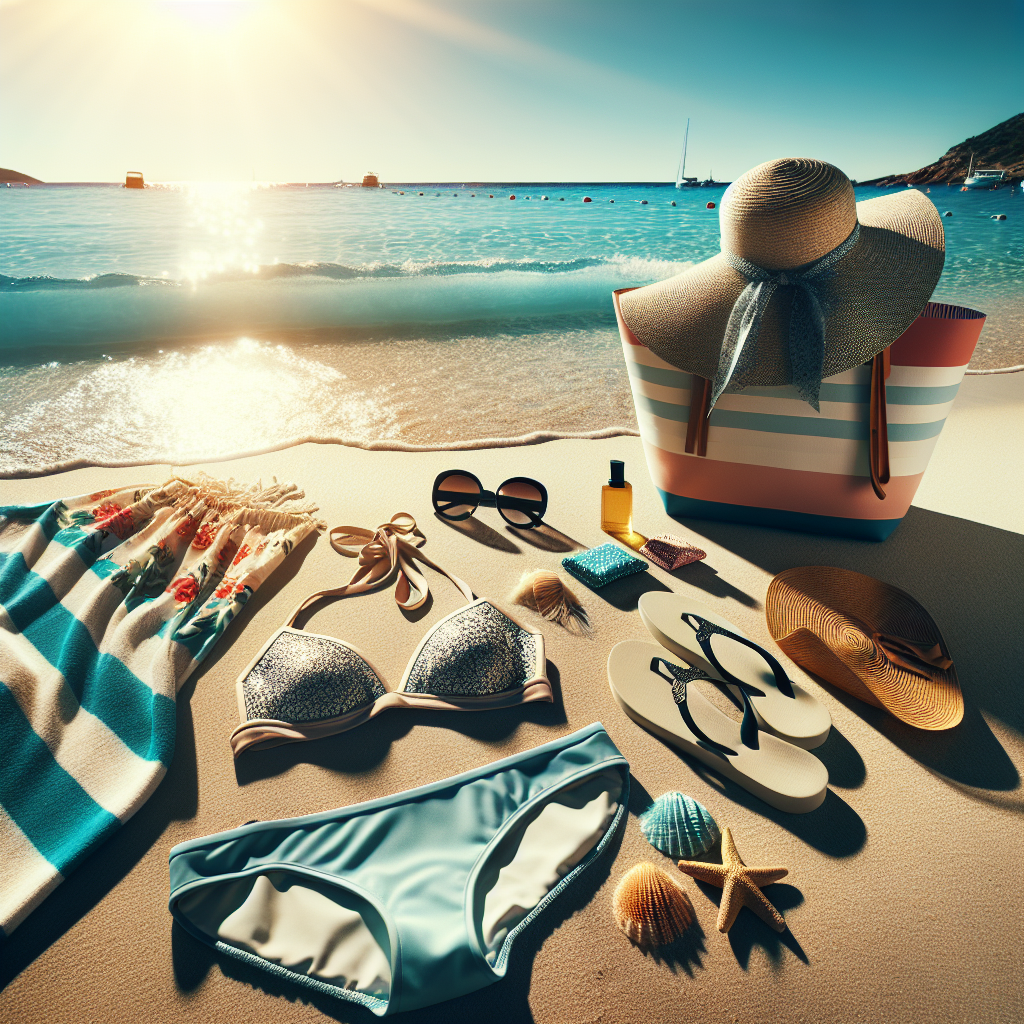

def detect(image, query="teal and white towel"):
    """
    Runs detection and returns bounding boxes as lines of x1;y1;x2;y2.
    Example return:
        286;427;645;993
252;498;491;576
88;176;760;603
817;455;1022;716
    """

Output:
0;475;320;936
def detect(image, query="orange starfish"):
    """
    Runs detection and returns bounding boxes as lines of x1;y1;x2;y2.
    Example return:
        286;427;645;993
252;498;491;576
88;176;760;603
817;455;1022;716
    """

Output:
677;826;788;933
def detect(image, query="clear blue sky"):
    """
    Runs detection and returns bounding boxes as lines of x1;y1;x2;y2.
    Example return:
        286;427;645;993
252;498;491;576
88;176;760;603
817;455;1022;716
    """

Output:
1;0;1021;182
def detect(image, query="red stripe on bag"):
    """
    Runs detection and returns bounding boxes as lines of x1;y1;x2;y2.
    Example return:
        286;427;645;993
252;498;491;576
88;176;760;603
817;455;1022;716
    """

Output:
890;304;986;367
642;441;925;521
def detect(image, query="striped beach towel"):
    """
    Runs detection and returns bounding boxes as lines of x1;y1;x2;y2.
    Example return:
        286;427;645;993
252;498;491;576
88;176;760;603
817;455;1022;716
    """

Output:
615;297;985;540
0;475;320;936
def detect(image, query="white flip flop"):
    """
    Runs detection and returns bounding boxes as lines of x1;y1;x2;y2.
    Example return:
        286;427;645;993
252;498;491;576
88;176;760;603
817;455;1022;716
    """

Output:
608;641;828;814
639;593;831;750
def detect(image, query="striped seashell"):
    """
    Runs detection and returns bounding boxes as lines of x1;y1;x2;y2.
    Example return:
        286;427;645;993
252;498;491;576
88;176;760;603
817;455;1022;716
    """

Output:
639;792;720;859
612;862;694;949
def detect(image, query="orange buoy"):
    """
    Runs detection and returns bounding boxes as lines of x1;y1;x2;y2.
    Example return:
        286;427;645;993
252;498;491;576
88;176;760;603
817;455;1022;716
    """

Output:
583;196;592;203
509;194;516;200
489;194;494;198
706;202;715;209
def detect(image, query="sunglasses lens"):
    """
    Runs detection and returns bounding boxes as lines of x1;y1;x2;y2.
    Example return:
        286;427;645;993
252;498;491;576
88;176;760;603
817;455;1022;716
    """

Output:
497;480;545;527
434;473;481;519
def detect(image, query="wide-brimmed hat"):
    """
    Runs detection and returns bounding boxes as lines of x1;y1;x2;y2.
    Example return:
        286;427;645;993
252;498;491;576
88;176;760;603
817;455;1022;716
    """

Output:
765;566;962;730
619;158;944;408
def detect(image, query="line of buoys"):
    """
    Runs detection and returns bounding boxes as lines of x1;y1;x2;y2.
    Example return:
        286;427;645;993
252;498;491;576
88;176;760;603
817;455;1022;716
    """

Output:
706;202;716;209
583;196;592;203
943;210;952;216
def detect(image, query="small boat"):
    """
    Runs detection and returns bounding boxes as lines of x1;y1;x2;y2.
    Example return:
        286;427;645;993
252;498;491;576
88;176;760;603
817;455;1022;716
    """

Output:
361;172;381;188
124;171;144;189
675;119;698;188
963;154;1006;189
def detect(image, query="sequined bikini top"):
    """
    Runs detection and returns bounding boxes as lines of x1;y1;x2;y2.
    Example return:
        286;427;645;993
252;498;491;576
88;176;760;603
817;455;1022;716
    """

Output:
231;514;551;756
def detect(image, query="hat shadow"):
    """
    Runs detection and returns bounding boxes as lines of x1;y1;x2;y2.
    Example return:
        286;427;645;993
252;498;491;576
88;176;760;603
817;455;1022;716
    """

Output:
678;506;1022;799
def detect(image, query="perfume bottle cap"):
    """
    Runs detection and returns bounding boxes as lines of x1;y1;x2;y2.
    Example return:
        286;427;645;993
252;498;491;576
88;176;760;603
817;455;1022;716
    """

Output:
609;460;625;488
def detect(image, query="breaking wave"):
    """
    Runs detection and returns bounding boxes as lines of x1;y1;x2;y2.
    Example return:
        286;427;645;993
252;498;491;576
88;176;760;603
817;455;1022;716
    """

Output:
0;255;687;354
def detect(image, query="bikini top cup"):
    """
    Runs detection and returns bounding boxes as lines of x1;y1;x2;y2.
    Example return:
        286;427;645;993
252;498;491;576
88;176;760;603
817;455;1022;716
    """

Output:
231;514;551;756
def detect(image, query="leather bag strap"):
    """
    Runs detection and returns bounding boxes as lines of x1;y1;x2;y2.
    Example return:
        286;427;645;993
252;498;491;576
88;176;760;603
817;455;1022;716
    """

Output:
869;349;891;500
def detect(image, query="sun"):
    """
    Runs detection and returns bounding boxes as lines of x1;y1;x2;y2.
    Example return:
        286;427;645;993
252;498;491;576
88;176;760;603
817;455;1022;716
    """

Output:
157;0;256;31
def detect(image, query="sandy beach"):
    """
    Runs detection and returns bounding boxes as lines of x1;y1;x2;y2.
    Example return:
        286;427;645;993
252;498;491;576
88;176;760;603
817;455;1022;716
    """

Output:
0;371;1020;1024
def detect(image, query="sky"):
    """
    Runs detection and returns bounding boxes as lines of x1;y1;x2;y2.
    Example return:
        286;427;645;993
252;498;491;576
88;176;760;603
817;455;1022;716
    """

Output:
1;0;1021;183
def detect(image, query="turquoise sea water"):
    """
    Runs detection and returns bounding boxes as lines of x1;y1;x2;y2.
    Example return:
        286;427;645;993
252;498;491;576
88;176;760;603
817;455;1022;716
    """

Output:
1;181;1019;474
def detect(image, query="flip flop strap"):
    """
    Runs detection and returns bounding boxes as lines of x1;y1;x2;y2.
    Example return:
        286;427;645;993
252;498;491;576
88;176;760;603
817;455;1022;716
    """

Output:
681;613;795;699
649;656;761;755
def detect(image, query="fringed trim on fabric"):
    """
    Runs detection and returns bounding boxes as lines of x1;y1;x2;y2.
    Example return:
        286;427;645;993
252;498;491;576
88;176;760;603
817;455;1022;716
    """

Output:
140;473;325;534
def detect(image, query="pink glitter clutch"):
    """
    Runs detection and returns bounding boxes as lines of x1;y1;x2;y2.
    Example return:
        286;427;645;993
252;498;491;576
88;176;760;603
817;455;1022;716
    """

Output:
639;534;707;571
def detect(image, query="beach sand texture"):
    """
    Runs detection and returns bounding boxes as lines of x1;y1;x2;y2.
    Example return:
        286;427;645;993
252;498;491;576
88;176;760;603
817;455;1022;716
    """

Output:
0;373;1021;1024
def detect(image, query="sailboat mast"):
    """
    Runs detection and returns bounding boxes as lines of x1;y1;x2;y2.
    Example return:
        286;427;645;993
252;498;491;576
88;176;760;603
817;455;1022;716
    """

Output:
677;118;690;186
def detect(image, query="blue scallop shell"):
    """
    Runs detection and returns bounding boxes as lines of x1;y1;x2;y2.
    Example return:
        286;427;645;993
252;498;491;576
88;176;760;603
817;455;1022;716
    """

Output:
639;792;720;859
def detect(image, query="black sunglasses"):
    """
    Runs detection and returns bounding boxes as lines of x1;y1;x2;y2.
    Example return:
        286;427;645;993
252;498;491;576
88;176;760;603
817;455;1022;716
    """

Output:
432;470;548;529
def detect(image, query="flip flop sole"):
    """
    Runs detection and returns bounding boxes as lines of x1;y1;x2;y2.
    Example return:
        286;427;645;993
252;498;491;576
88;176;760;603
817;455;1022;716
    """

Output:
608;641;828;814
639;593;831;750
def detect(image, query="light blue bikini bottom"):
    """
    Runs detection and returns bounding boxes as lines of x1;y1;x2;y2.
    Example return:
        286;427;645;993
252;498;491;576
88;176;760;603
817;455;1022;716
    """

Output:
168;723;629;1016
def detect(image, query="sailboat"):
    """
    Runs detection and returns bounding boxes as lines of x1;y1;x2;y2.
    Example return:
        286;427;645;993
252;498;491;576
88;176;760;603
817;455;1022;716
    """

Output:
962;152;1006;189
675;119;698;188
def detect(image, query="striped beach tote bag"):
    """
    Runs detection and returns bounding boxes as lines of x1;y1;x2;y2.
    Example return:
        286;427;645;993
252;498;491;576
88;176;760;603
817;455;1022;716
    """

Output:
615;294;986;541
0;476;320;936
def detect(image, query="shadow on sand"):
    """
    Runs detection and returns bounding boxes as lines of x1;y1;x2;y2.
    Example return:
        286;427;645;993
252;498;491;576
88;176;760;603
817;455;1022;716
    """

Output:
678;506;1023;800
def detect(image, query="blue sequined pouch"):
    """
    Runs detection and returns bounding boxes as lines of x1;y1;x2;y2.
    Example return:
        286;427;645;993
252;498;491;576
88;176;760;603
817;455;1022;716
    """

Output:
562;543;648;590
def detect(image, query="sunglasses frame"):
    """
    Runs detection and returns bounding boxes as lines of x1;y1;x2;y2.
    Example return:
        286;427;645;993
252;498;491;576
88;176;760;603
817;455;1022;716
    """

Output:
431;469;548;529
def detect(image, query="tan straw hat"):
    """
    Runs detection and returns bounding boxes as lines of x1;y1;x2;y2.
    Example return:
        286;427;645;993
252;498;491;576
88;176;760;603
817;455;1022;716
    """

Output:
620;158;944;408
765;566;962;731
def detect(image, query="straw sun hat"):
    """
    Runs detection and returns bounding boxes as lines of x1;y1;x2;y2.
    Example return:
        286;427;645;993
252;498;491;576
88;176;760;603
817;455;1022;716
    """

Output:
619;158;945;408
765;566;962;731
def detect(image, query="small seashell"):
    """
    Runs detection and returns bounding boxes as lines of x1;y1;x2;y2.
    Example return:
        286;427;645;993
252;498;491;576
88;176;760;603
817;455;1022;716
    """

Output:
639;792;720;859
612;863;693;949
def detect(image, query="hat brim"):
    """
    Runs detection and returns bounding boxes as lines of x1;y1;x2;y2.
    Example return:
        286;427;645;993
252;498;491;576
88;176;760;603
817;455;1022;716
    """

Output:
765;566;963;731
619;189;945;385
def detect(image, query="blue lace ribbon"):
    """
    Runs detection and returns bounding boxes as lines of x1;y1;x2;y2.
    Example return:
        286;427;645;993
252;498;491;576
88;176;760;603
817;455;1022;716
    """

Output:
714;223;861;412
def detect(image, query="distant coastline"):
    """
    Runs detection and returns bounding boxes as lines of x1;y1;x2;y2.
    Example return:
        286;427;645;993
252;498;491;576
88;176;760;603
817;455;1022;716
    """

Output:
860;113;1023;186
0;167;42;185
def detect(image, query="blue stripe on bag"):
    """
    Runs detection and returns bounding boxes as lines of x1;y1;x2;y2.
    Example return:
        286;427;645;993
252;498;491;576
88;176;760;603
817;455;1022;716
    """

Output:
636;395;946;441
0;682;121;874
626;362;961;407
658;490;902;541
2;564;176;765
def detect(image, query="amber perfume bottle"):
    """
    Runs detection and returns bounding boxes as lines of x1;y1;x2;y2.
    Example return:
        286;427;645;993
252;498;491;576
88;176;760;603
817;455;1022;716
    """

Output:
601;460;633;534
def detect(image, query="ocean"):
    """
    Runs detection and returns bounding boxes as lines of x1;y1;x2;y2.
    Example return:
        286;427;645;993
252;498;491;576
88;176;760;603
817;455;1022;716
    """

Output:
1;181;1020;476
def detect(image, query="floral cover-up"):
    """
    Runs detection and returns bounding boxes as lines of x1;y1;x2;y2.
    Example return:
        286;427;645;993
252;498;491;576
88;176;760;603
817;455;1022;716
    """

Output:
0;475;320;936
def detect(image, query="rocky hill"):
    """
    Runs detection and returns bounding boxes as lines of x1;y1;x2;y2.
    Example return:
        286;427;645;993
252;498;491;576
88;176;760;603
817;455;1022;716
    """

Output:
0;167;43;184
862;113;1022;185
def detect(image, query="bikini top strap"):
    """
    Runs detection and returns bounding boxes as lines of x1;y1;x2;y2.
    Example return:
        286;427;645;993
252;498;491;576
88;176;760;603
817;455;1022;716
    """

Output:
283;512;475;628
